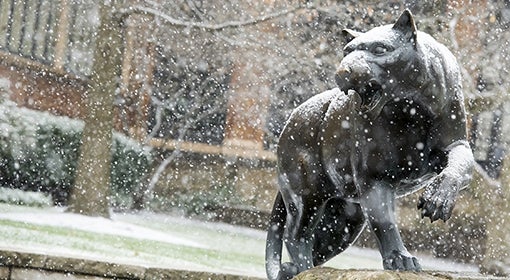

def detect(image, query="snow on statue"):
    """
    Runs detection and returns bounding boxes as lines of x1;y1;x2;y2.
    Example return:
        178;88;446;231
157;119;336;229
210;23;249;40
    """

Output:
265;10;474;280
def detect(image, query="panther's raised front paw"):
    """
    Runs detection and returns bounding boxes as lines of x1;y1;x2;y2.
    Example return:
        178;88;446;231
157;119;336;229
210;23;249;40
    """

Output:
382;250;422;271
417;172;460;222
277;262;299;280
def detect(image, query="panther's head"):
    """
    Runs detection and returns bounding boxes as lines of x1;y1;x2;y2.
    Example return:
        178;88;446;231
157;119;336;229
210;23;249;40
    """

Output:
335;10;424;116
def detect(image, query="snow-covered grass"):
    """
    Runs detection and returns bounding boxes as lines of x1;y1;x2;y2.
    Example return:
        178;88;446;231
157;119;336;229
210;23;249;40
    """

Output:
0;203;267;277
0;203;478;278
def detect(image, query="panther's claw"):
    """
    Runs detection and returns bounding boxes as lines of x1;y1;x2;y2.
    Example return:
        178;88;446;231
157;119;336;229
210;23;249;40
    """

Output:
383;251;422;271
277;262;299;280
417;173;458;222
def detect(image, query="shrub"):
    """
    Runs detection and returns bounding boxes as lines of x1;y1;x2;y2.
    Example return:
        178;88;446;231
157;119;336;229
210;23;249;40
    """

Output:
110;134;153;209
0;96;152;208
0;187;52;207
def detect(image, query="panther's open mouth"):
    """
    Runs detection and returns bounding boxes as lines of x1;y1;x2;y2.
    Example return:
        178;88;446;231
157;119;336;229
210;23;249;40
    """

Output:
345;80;387;117
359;80;383;112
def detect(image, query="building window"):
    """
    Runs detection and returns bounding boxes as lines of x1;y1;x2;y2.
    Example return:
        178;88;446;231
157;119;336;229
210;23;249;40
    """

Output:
65;0;98;77
0;0;98;78
0;0;59;64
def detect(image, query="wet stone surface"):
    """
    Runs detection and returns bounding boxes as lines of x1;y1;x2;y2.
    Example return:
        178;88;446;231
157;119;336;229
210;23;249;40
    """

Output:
294;267;505;280
0;248;501;280
0;249;262;280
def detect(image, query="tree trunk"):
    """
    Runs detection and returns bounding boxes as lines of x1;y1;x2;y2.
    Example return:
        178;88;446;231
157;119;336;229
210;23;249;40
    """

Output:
67;2;123;217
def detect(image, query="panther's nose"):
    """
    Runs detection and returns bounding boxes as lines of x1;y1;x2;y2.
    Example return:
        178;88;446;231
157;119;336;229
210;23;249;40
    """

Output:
336;66;351;75
335;59;373;92
335;66;353;92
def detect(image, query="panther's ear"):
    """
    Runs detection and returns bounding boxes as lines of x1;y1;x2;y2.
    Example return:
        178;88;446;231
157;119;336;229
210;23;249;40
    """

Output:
393;9;417;45
342;29;362;44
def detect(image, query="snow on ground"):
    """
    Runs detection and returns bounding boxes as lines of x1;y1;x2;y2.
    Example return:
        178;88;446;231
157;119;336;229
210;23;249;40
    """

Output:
0;203;479;278
0;209;204;249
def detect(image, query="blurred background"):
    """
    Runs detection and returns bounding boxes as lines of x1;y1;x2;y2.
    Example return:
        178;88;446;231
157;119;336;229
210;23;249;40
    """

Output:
0;0;508;276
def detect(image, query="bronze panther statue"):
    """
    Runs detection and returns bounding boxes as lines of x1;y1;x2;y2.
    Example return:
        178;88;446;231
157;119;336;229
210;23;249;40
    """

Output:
265;10;474;280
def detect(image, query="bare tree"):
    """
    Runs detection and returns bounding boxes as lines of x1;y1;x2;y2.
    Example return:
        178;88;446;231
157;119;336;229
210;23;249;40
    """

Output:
67;1;124;217
129;1;307;208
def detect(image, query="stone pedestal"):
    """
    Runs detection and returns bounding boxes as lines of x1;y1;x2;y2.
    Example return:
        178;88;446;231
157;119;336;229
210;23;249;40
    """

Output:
294;267;503;280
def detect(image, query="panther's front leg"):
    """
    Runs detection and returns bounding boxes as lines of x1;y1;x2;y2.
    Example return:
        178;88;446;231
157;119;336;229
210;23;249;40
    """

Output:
360;181;422;271
418;140;474;222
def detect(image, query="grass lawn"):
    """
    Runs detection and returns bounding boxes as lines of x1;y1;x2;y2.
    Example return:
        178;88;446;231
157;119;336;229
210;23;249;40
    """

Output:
0;203;477;278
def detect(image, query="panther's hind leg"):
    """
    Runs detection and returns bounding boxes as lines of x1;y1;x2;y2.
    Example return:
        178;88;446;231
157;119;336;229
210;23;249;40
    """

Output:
312;197;366;266
283;190;326;274
279;155;330;277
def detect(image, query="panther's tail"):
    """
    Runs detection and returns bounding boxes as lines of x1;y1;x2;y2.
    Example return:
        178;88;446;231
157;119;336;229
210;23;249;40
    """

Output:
265;192;287;280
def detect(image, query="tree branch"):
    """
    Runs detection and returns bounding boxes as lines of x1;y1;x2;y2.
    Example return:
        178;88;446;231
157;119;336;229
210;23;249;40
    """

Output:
126;4;303;31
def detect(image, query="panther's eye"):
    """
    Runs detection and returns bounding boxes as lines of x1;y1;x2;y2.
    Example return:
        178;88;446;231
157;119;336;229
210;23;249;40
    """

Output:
372;45;392;55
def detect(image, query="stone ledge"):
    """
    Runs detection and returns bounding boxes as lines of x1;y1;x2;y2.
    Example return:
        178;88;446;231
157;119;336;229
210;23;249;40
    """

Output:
294;267;504;280
0;249;262;280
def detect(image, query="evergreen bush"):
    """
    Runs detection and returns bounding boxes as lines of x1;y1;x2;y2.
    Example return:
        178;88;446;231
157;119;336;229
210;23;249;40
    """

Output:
0;96;152;208
0;187;52;207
